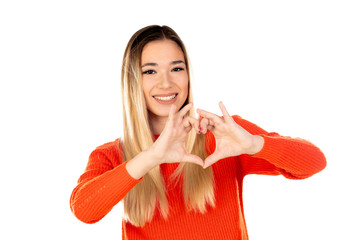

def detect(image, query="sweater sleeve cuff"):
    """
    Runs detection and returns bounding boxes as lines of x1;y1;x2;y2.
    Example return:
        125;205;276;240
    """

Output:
251;134;284;161
111;162;143;188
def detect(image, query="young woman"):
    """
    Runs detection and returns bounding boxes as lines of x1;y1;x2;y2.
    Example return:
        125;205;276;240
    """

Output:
70;25;326;239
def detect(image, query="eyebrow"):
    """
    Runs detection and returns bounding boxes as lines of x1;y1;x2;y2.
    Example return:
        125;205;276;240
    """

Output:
141;60;185;68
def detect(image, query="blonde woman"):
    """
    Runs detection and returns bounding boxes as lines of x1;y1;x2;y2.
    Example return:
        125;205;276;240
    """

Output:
70;25;326;239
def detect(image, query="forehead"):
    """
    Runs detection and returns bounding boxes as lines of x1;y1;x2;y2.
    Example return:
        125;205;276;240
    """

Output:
141;40;185;64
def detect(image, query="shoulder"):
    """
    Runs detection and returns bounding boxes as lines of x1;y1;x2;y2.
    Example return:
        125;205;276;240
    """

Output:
93;138;121;151
89;138;123;167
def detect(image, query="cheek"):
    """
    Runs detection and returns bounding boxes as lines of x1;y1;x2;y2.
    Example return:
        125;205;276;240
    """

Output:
177;74;189;91
142;80;151;97
142;83;152;106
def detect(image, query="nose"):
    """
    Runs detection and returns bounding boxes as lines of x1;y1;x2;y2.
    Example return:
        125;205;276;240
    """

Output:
157;72;172;89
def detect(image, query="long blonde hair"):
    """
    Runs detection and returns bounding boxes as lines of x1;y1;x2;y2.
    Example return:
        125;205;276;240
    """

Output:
120;25;215;227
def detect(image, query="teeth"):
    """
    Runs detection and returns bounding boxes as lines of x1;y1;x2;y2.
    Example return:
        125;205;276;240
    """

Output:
154;94;177;101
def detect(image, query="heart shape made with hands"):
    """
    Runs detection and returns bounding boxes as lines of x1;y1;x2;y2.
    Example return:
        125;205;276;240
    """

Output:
165;101;261;169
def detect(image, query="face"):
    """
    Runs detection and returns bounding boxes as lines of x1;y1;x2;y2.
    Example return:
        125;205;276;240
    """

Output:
141;39;189;119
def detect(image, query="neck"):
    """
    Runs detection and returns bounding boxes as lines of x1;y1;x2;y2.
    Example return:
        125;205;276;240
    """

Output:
148;111;167;135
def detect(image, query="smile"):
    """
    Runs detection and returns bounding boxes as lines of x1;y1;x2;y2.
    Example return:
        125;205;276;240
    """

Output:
153;93;178;104
153;94;177;101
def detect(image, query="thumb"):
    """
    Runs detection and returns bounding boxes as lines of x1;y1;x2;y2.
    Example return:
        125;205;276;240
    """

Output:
167;104;177;122
183;153;204;167
203;151;222;169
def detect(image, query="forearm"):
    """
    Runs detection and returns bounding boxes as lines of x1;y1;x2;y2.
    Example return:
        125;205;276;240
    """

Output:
251;134;326;179
70;139;161;224
70;161;141;223
125;148;159;180
232;116;326;178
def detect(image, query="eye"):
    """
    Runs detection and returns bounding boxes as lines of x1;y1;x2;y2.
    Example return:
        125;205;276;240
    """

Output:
142;69;156;75
172;67;184;72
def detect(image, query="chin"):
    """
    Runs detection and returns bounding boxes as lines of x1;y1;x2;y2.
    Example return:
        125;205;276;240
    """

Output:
148;107;171;118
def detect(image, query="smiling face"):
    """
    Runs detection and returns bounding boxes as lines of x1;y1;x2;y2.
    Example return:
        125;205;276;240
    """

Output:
141;39;189;121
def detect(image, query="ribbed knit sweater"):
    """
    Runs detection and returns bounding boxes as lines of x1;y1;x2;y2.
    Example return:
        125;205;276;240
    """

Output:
70;115;326;240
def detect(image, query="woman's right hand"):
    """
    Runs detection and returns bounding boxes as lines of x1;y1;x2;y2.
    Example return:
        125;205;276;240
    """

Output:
150;103;204;167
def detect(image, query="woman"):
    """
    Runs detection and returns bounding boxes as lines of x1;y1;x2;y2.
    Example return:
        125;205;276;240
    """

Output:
70;25;326;239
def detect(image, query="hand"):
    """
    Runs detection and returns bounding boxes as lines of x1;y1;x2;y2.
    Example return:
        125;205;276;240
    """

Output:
150;103;204;167
197;102;264;169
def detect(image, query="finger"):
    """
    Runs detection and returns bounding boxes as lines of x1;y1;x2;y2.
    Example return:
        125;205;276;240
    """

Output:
196;108;223;125
178;102;193;118
203;118;215;127
183;153;204;167
168;104;177;121
219;101;231;120
207;124;215;132
184;125;192;133
199;117;209;134
208;119;215;126
203;151;222;169
193;117;201;134
183;116;200;131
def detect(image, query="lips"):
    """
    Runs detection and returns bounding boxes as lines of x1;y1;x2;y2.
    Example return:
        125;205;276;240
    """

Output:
152;93;178;104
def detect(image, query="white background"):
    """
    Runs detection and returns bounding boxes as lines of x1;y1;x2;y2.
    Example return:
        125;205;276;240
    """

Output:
1;0;359;239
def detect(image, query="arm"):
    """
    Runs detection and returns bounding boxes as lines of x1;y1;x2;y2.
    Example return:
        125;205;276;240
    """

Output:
197;102;326;179
234;116;327;179
70;103;203;224
70;143;157;224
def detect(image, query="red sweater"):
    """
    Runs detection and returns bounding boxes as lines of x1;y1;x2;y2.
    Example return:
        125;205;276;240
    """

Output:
70;115;326;239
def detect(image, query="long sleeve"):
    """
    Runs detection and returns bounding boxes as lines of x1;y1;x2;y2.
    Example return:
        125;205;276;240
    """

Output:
232;115;327;179
70;139;142;224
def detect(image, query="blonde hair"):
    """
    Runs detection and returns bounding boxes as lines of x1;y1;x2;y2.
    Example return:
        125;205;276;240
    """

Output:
120;25;215;227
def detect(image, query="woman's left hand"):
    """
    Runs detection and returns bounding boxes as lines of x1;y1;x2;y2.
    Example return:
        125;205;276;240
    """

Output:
197;102;264;169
